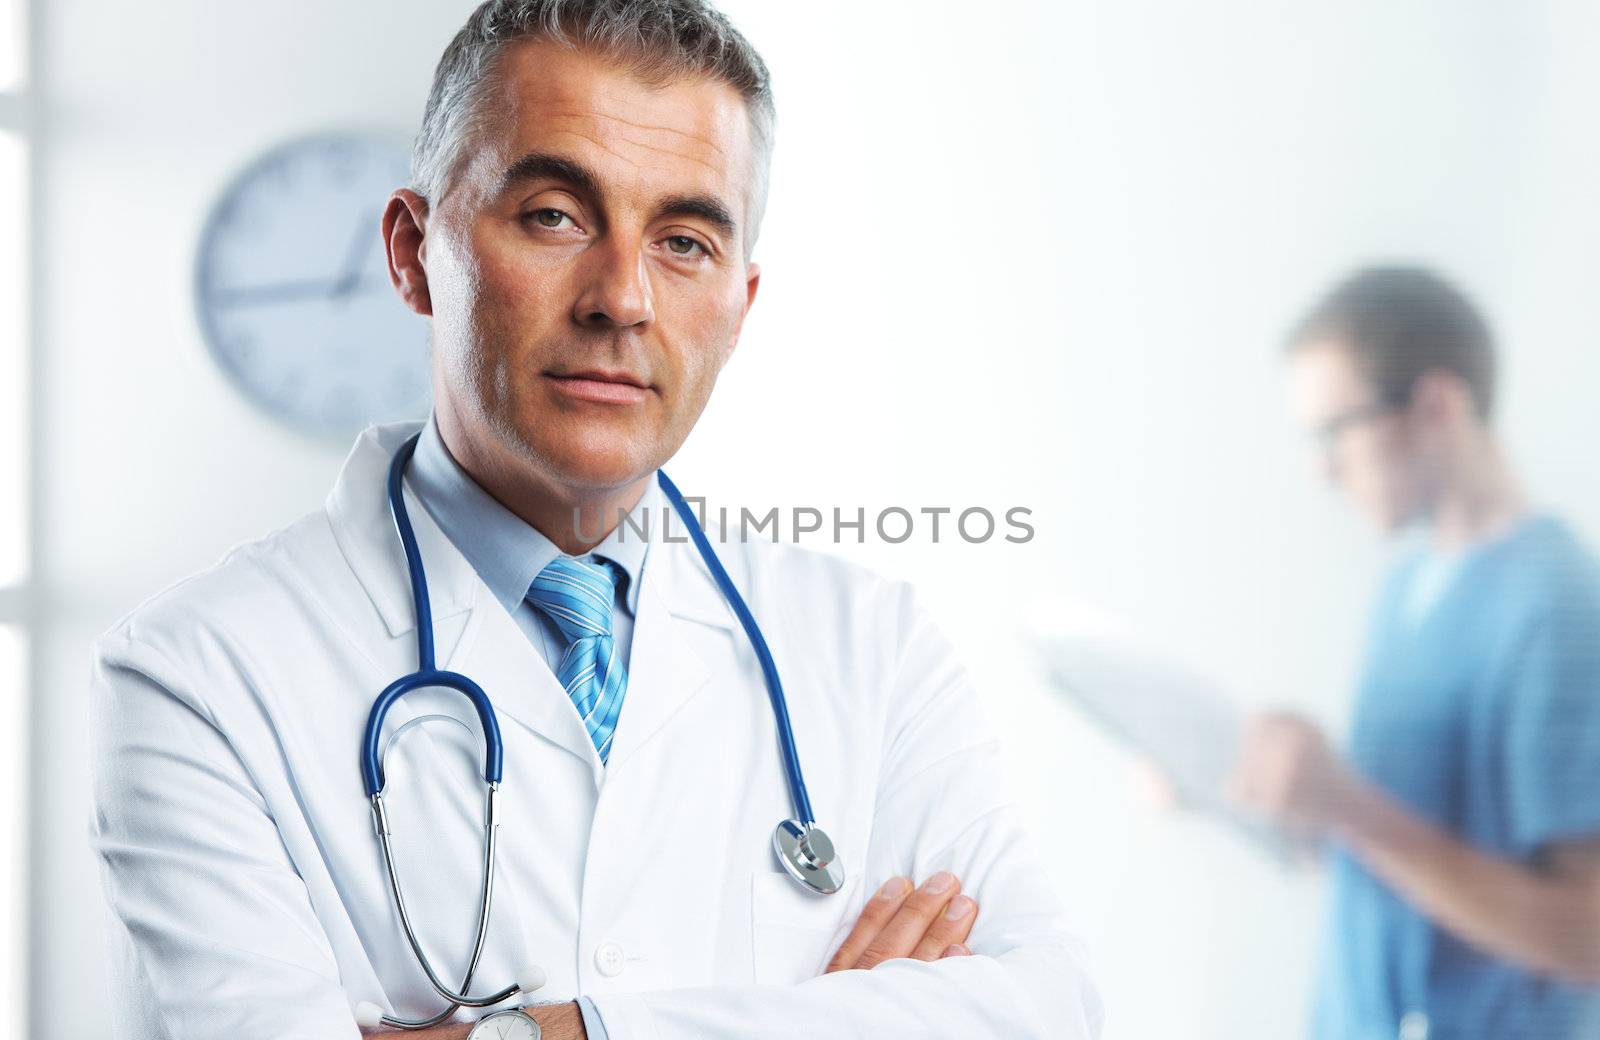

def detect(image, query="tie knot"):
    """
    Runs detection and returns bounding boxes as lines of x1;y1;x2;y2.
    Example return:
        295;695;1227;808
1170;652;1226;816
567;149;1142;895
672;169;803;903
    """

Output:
526;555;619;644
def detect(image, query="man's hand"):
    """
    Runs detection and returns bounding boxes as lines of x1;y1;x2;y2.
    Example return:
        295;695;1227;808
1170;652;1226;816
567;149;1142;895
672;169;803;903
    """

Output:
1227;712;1362;842
824;872;978;972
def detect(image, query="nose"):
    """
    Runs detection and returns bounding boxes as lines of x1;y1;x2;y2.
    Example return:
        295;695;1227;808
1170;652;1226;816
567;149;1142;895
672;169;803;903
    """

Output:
572;237;654;329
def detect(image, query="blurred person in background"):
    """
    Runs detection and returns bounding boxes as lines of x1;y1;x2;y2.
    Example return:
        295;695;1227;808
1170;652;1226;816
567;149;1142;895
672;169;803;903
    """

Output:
1229;266;1600;1039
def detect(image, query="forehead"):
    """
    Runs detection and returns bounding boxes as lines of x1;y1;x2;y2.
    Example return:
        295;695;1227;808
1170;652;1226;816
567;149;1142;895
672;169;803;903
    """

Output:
1288;340;1374;422
471;40;754;204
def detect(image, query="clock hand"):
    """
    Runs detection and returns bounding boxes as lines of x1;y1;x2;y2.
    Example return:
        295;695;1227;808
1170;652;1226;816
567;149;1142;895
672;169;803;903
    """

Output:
332;212;381;300
206;276;380;309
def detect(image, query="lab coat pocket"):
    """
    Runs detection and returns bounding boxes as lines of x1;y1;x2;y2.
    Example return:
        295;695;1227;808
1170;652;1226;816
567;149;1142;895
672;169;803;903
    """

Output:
749;871;864;983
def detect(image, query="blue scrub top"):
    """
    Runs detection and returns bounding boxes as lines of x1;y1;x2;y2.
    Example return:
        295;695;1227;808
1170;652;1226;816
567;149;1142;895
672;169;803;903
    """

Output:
1313;516;1600;1040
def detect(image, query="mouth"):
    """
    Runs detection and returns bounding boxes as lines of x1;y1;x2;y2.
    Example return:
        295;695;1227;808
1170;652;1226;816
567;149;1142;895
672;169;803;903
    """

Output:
542;368;651;405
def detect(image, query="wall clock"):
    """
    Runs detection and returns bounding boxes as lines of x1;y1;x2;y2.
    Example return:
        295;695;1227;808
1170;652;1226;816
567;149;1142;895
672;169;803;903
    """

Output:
195;133;430;439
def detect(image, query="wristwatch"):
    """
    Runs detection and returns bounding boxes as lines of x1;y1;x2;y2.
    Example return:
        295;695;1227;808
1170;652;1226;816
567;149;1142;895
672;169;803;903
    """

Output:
466;1008;540;1039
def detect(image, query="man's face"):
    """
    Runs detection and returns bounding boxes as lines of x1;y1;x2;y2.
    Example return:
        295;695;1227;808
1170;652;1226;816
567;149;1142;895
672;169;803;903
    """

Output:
1288;341;1423;533
416;42;760;493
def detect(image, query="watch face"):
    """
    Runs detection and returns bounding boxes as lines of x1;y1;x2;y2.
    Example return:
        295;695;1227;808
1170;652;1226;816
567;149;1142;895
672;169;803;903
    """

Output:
195;132;431;439
469;1009;540;1040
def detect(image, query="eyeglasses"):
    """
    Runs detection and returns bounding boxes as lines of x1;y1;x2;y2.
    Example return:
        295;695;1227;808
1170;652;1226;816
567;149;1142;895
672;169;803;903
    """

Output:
1311;401;1398;454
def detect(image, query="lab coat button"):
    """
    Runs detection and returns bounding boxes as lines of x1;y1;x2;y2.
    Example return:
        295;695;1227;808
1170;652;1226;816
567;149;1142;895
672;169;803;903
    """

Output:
595;941;626;977
1398;1011;1429;1040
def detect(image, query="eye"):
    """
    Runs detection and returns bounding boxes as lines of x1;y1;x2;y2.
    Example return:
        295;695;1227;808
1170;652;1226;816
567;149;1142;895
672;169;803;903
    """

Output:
665;234;707;257
528;208;573;229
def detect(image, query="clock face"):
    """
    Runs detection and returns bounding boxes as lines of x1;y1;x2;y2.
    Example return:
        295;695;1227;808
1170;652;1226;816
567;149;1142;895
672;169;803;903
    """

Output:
195;133;431;439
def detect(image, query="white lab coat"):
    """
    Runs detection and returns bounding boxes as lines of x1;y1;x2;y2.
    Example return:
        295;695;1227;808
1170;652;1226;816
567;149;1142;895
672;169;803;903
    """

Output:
89;421;1103;1039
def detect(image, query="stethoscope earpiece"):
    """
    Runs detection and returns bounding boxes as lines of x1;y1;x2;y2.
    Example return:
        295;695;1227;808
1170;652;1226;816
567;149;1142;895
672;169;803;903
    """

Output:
352;1001;386;1030
516;965;548;995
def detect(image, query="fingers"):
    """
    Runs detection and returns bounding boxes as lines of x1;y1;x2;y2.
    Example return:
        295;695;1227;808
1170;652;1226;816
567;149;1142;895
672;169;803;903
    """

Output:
1229;713;1304;811
824;871;982;973
825;875;913;973
1228;712;1347;836
857;871;963;970
909;893;978;961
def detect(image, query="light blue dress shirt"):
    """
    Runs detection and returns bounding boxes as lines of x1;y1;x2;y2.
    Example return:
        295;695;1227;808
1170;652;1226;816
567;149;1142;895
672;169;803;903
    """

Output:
408;414;653;678
408;413;658;1039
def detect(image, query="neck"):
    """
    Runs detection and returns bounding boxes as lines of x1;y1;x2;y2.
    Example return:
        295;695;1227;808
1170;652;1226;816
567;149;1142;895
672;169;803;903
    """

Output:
1428;429;1528;551
435;414;651;556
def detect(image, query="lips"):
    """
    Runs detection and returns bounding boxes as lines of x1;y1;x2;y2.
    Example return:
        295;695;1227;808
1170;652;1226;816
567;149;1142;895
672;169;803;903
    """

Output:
543;368;650;405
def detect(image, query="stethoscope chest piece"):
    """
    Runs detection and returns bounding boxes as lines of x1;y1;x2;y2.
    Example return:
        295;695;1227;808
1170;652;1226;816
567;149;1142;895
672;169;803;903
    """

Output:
773;819;845;895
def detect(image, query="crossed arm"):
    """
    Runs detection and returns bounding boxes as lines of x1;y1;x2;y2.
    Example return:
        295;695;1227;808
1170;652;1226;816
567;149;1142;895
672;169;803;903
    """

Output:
91;593;1102;1039
365;594;1101;1038
378;871;987;1038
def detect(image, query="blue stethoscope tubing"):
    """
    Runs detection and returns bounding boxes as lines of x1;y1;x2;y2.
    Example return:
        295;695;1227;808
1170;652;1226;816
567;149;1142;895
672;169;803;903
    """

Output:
357;432;840;1029
653;467;814;826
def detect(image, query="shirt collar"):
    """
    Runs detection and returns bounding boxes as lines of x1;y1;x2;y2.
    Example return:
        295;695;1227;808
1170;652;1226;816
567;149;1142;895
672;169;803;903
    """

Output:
407;413;654;617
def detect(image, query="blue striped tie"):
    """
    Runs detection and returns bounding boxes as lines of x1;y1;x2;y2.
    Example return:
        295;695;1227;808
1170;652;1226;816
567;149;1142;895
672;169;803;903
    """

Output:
526;555;628;763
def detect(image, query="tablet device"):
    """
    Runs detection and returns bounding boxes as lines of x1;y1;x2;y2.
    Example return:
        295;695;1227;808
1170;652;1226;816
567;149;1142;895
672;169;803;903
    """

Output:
1027;626;1291;858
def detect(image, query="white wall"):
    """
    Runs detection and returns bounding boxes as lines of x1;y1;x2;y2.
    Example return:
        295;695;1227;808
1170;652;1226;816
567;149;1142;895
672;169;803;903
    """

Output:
29;1;1600;1037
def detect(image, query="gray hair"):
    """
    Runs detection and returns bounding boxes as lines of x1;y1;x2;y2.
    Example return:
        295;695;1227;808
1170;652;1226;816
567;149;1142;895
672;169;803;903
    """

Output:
412;0;776;250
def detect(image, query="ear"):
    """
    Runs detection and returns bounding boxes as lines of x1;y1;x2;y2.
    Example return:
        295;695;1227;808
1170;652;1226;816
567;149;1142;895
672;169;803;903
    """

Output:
724;261;761;360
383;188;433;316
1410;368;1476;427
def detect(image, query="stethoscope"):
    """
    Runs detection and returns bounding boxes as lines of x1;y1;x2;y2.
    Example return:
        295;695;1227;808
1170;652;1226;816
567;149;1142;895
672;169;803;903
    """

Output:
353;433;844;1030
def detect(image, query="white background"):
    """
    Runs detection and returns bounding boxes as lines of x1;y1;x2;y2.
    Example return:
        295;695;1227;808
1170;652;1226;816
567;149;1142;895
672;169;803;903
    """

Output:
13;1;1600;1037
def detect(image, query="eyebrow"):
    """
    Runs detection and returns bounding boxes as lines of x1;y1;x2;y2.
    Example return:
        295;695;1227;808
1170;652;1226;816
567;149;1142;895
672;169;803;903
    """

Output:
499;151;599;197
656;193;738;240
498;150;739;241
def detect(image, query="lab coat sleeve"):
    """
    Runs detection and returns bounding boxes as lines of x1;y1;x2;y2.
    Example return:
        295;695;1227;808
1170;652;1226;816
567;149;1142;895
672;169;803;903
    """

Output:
88;630;362;1040
586;585;1104;1039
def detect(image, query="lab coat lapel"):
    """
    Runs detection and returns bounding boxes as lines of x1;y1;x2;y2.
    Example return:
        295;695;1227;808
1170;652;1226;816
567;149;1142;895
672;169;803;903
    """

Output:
603;522;738;772
326;422;601;776
448;585;606;782
326;422;475;640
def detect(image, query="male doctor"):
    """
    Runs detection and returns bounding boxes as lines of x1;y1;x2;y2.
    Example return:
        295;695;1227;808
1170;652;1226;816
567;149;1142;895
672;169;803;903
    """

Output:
88;2;1102;1038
